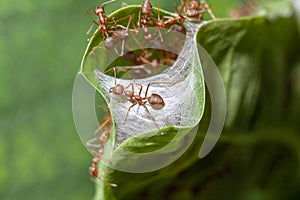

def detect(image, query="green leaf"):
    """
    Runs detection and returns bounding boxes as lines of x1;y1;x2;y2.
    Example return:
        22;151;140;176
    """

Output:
79;1;300;199
79;5;206;199
196;16;267;127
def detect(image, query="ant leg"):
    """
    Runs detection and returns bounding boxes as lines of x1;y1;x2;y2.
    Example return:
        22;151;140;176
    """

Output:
156;30;163;42
122;66;152;75
86;137;102;147
87;143;102;148
137;84;143;96
104;67;117;87
123;102;138;124
92;149;104;158
86;24;95;39
141;103;163;135
202;1;216;19
91;175;118;188
124;82;135;94
94;117;111;135
92;20;100;26
144;81;176;98
156;0;164;42
137;11;141;28
110;99;130;105
111;67;117;104
96;171;118;187
101;0;116;7
122;16;132;56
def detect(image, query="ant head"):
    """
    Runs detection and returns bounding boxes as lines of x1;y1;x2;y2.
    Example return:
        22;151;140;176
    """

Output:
89;165;98;177
109;87;115;94
189;0;199;9
109;84;124;95
141;0;153;15
157;19;165;28
94;6;104;16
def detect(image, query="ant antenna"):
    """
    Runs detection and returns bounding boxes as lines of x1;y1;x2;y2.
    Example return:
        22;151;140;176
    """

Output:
201;0;216;19
102;0;116;7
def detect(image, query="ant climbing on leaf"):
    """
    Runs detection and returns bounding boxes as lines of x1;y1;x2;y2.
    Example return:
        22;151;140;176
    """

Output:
104;15;133;56
179;0;216;21
86;107;117;187
138;0;166;42
87;0;134;56
92;0;116;38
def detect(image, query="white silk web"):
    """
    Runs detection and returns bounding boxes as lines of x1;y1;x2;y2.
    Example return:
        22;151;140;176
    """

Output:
91;23;205;147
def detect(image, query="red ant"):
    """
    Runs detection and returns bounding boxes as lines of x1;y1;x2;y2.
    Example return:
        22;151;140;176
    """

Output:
104;15;133;56
107;67;173;135
89;0;132;55
181;0;216;20
138;0;155;41
136;2;185;35
86;108;117;187
92;0;116;38
183;0;206;20
139;0;166;42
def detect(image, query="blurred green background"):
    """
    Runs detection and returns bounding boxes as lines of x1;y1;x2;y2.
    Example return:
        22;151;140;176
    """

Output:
0;0;299;199
0;0;97;199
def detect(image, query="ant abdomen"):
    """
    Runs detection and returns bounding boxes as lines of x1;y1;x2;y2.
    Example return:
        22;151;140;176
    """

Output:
104;37;115;50
141;0;153;15
148;94;165;109
89;165;98;177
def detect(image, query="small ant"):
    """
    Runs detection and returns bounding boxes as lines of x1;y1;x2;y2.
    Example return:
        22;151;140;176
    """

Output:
163;4;185;26
104;15;133;56
86;108;117;187
139;0;157;41
139;0;166;42
107;67;173;135
181;0;216;21
92;0;116;38
89;0;132;56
